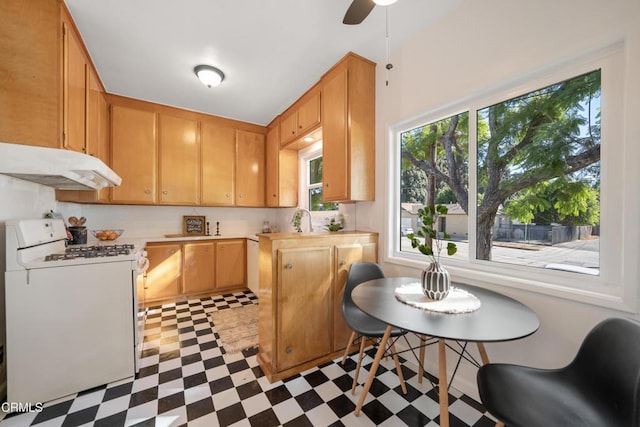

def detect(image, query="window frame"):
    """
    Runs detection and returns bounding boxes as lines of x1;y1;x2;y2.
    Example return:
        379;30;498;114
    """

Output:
298;142;338;213
385;44;634;312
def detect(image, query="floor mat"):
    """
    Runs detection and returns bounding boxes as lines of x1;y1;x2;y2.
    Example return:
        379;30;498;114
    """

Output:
208;304;258;353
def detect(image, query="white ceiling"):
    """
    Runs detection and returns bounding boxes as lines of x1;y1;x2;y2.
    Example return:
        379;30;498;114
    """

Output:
64;0;461;126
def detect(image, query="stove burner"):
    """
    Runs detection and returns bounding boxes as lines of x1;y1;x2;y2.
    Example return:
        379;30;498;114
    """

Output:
45;244;136;261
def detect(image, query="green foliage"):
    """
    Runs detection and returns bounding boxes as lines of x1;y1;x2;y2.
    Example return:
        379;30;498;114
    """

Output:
406;204;458;264
401;167;428;203
435;187;458;204
504;178;600;226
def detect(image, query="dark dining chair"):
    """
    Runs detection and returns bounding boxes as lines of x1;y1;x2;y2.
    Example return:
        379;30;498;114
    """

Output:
341;262;408;394
477;317;640;427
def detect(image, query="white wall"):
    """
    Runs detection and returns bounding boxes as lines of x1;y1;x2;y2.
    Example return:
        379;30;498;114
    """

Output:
363;0;640;400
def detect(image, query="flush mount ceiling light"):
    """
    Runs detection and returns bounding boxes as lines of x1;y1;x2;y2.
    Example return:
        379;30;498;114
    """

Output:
373;0;398;5
194;65;225;88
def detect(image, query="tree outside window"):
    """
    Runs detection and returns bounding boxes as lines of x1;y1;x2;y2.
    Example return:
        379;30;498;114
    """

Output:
400;69;601;275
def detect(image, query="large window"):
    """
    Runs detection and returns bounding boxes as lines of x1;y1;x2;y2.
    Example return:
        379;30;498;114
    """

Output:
391;49;625;306
400;112;469;260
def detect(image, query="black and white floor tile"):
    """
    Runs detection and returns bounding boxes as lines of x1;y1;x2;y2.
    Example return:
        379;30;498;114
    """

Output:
1;290;497;426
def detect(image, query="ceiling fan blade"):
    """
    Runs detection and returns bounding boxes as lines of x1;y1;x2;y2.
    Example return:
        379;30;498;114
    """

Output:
343;0;376;25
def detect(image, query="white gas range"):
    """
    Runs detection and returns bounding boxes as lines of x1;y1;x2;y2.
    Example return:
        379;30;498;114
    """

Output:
4;218;148;405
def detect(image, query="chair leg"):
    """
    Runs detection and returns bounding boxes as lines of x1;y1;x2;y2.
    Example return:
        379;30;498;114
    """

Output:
351;336;367;395
389;341;407;394
342;331;357;365
418;334;426;384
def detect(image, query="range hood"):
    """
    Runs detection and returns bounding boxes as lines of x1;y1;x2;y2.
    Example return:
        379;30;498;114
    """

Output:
0;142;122;190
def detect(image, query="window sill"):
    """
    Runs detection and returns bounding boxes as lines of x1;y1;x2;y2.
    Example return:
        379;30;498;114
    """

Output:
384;254;637;314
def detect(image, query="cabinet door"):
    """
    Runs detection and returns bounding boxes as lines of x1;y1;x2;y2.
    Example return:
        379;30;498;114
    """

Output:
236;130;265;206
216;240;246;289
277;247;333;371
265;124;280;207
201;123;235;205
266;124;298;207
183;242;215;294
0;0;59;147
88;70;110;202
62;20;87;153
145;244;182;301
111;105;157;203
296;90;321;136
279;109;298;147
158;114;200;204
56;70;109;204
321;65;349;201
333;244;364;352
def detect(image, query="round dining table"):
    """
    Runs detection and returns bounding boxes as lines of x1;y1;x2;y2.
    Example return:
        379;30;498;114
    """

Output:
351;277;540;427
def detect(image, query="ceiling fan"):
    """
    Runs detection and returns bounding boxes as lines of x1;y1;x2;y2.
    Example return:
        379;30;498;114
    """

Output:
343;0;398;25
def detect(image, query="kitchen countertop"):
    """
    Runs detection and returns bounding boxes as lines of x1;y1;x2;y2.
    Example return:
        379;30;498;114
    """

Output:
256;230;378;240
85;231;377;248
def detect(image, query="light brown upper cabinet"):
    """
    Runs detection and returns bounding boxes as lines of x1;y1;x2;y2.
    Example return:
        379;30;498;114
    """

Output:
158;114;200;205
62;15;87;154
201;122;236;206
236;130;266;206
0;0;60;147
56;67;110;203
321;53;375;202
110;103;157;204
280;85;321;148
266;119;298;207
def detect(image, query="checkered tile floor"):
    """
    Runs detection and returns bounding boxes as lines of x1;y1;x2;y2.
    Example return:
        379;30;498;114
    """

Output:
1;290;497;426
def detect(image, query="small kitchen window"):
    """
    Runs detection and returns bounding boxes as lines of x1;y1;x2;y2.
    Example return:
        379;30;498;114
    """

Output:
299;144;338;211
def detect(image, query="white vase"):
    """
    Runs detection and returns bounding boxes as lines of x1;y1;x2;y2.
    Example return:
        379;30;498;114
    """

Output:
421;262;451;300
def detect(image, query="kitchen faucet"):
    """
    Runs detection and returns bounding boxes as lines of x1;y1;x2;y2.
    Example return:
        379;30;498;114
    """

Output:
295;208;314;233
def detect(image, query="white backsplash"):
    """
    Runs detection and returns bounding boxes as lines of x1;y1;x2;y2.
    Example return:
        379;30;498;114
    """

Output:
57;203;281;238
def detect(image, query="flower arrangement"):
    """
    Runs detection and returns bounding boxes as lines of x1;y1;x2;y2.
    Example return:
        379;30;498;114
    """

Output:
407;204;457;264
324;214;344;232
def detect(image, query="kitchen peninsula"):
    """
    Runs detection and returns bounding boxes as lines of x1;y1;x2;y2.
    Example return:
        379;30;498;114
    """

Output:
257;231;378;382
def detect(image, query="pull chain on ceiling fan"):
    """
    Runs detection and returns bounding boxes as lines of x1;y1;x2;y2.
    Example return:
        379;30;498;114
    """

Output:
385;7;392;86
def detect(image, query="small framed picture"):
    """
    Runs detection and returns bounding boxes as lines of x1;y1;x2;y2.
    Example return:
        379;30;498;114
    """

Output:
183;215;206;236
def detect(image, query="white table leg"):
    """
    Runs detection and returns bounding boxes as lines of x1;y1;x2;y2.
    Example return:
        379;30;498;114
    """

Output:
354;324;393;416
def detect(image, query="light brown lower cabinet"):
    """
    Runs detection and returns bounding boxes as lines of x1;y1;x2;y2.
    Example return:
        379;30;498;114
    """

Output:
216;240;246;289
144;243;182;302
183;242;215;294
257;232;378;382
143;239;246;305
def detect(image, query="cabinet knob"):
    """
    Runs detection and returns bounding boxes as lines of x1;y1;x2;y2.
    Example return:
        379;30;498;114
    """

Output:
162;190;168;195
285;263;293;270
226;193;231;198
239;193;244;198
272;193;277;198
340;260;347;266
325;183;329;187
291;130;295;135
286;346;292;354
144;189;151;194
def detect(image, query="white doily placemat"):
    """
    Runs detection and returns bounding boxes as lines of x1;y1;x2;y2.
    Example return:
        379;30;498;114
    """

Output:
395;282;481;313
